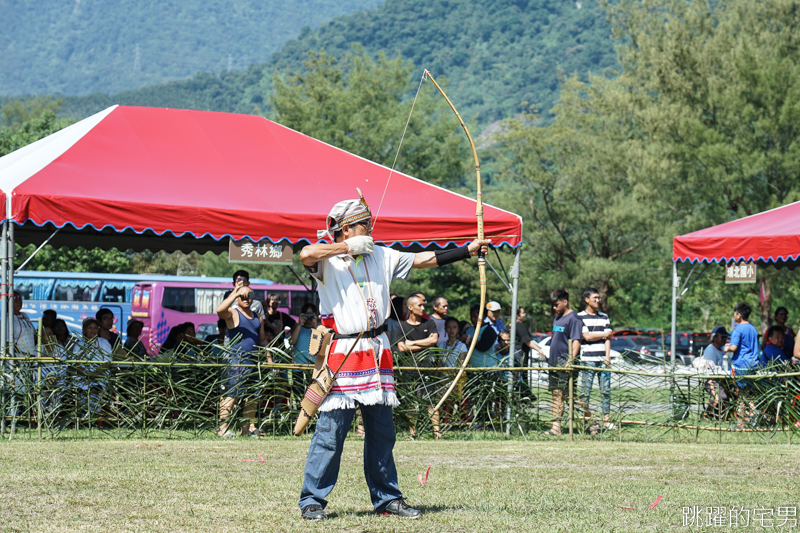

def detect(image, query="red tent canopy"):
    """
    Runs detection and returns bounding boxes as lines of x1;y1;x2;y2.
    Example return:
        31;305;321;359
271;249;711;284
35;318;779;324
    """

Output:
673;201;800;264
0;105;522;253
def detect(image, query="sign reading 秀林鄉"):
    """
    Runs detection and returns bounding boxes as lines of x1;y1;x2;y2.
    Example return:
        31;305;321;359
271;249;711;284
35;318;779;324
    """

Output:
229;239;293;265
725;261;757;284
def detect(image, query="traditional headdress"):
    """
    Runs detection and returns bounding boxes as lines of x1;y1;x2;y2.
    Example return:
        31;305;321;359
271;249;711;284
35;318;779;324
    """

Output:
317;188;372;240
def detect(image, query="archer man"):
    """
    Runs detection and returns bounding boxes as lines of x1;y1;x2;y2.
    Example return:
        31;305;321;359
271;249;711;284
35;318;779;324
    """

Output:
297;192;488;520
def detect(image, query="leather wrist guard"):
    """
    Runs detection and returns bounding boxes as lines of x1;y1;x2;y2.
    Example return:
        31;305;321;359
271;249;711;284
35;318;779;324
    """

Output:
434;245;471;266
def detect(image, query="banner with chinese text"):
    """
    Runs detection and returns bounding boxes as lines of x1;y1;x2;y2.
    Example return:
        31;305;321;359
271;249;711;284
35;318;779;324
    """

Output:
725;261;757;284
229;239;293;265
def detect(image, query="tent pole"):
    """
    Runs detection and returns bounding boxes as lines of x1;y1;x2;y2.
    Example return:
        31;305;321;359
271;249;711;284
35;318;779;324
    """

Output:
6;223;13;437
0;221;6;435
7;223;14;361
671;262;678;366
505;246;521;436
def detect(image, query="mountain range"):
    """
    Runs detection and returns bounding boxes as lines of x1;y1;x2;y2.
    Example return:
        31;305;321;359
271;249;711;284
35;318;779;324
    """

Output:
4;0;618;126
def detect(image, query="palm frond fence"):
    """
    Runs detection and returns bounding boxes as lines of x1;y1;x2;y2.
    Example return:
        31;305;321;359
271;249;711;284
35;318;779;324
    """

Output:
1;332;799;442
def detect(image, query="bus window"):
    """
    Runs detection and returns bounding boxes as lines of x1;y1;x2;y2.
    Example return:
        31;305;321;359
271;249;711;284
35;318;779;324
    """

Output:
15;281;36;301
162;287;195;313
251;289;267;301
290;290;318;316
101;286;126;303
196;288;228;314
53;280;99;301
196;322;219;340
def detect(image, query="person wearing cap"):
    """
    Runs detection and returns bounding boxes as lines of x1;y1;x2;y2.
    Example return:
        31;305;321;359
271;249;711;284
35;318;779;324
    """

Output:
296;191;489;521
701;326;730;416
704;326;729;370
485;301;507;334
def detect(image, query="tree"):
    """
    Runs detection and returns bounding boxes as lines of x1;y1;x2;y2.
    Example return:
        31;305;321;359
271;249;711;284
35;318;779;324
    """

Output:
270;47;470;188
494;74;659;325
269;47;505;317
0;102;74;157
16;245;132;274
1;96;63;127
603;0;800;330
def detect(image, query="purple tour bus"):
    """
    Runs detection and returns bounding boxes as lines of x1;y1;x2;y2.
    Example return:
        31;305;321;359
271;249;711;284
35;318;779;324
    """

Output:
130;276;317;354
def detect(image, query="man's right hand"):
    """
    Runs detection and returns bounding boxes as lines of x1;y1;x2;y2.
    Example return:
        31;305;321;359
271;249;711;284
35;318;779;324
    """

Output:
345;235;374;256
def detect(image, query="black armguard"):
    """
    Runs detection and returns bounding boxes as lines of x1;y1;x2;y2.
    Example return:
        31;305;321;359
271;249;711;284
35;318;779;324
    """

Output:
434;245;471;266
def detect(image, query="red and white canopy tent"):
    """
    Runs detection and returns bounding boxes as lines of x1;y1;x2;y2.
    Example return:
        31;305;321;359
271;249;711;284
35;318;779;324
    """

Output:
669;201;800;361
0;105;523;353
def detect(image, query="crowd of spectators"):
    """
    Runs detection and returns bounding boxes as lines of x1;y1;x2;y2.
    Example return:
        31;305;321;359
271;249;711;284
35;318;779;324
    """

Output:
7;270;800;435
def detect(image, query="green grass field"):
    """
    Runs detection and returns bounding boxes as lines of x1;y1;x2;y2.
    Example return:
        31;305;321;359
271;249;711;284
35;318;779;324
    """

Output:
0;435;796;532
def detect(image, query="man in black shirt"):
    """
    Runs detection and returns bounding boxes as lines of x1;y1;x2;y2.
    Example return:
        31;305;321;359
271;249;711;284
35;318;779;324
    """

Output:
396;294;439;358
396;293;440;438
545;289;582;436
515;307;546;363
265;293;296;347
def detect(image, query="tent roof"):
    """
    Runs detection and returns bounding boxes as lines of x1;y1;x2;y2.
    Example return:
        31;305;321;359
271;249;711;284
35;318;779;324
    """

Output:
673;201;800;264
0;105;522;253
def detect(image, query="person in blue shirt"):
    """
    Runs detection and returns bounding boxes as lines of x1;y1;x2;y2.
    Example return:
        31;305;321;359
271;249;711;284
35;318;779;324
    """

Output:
762;325;790;365
760;306;795;358
724;302;761;427
465;305;499;368
485;301;507;334
290;303;320;367
725;302;760;371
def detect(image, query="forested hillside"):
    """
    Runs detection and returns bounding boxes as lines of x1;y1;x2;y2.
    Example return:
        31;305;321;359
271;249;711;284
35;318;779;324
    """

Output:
51;0;617;125
3;0;798;332
0;0;382;96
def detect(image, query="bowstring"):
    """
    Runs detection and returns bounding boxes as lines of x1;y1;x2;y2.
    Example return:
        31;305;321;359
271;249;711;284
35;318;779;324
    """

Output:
377;71;438;432
372;71;427;230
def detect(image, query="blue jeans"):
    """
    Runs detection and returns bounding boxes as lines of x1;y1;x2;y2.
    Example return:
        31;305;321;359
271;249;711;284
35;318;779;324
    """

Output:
581;361;611;415
299;403;403;512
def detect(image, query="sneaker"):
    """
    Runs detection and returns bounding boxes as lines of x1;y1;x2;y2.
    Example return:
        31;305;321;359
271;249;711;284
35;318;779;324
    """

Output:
378;498;422;519
301;504;327;521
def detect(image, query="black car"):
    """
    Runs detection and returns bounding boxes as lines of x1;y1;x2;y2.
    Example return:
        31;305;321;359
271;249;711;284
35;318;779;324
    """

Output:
610;336;665;364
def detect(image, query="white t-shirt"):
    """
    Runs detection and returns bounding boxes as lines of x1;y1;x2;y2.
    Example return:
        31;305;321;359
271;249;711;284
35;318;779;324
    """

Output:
73;337;113;390
13;313;36;355
437;338;467;368
308;246;414;410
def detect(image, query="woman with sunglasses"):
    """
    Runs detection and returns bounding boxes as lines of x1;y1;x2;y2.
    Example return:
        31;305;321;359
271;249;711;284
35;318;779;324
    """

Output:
216;284;269;438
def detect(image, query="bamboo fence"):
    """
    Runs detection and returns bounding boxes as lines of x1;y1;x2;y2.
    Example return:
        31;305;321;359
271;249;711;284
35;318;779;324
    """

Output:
1;332;798;443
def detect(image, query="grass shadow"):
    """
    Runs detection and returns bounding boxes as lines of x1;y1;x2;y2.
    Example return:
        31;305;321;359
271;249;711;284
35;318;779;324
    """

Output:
352;504;458;517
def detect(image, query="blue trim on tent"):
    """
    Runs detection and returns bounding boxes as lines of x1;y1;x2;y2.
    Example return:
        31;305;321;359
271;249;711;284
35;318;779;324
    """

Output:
10;219;522;250
674;254;800;264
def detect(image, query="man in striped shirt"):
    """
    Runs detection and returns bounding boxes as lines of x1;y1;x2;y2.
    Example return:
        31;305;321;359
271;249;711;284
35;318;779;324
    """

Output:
578;288;615;433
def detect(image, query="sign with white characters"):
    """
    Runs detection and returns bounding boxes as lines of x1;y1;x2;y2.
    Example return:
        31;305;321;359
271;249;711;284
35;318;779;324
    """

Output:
229;239;293;265
725;261;757;284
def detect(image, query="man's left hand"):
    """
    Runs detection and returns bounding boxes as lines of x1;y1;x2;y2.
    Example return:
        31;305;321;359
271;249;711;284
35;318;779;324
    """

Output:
468;239;491;257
